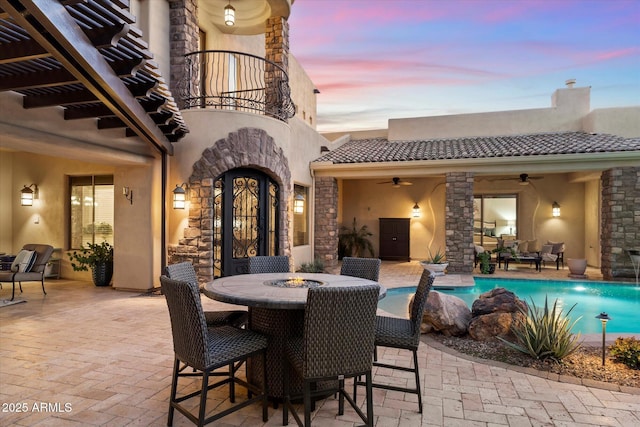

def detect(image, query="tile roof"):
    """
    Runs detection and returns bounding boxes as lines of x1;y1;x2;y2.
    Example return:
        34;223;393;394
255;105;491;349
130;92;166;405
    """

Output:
313;132;640;164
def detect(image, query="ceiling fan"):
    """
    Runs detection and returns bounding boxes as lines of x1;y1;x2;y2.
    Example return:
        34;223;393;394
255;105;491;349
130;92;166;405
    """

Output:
377;177;413;187
494;173;542;185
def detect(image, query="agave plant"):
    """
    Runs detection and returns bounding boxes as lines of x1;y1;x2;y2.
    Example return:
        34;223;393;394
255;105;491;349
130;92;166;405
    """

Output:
500;296;582;361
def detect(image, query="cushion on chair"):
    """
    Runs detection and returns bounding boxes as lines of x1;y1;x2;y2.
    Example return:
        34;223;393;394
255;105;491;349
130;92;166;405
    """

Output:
11;249;36;272
547;241;565;254
540;244;558;262
528;239;540;253
517;241;529;254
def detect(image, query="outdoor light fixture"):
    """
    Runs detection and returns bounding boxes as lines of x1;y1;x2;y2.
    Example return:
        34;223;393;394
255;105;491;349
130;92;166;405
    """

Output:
20;184;38;206
294;193;305;214
412;203;421;218
173;183;188;209
595;312;611;366
552;201;561;217
224;1;235;26
123;187;133;205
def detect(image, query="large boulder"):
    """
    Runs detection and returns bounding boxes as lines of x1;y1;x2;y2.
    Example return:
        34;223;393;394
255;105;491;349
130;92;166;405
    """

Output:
415;290;471;336
468;288;527;341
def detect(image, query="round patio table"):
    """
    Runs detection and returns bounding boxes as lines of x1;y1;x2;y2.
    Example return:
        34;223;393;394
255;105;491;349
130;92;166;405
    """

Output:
203;272;386;400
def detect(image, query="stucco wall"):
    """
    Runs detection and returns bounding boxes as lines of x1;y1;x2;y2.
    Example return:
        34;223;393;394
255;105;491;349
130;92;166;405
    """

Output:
584;179;601;267
0;151;13;251
584;107;640;138
388;86;591;141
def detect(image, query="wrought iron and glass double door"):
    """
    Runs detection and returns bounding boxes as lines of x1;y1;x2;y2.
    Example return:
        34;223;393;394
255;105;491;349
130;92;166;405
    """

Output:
214;169;279;277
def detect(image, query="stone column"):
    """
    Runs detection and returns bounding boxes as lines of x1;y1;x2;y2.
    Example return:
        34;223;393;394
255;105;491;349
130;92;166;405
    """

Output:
600;167;640;280
314;177;338;269
445;172;475;273
265;16;289;121
168;0;199;109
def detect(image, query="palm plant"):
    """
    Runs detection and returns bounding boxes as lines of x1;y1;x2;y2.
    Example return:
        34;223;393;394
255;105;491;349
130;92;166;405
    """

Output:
338;217;375;259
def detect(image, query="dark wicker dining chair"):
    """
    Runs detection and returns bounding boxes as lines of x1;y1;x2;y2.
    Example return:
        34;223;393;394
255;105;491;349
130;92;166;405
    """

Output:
165;261;248;328
340;257;381;281
356;268;434;413
160;275;269;426
248;255;290;274
283;284;380;427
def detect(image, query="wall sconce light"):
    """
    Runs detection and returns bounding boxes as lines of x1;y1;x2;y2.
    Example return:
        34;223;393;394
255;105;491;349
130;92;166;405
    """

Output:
224;1;235;26
123;187;133;205
552;201;560;217
412;203;420;218
293;193;305;214
20;184;38;206
595;312;611;366
172;183;188;209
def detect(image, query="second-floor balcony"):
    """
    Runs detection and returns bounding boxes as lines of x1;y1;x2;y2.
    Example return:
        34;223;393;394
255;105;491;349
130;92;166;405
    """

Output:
179;50;295;122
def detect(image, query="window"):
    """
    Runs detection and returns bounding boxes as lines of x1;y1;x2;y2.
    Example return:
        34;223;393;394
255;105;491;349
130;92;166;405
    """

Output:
473;195;517;249
293;185;309;246
69;175;114;249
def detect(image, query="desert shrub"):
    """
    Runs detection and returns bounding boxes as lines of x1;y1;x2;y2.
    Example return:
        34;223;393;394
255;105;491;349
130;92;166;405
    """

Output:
297;258;325;273
609;337;640;370
499;296;582;361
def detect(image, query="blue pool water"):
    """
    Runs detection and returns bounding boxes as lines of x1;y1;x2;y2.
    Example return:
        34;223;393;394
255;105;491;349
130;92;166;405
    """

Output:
378;278;640;334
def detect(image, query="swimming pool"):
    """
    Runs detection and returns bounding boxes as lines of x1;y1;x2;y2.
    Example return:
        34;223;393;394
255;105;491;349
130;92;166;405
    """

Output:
378;278;640;334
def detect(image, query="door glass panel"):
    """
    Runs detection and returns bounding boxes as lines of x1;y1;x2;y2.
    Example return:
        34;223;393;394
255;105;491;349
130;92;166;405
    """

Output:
232;177;259;258
268;182;278;255
213;178;224;278
473;195;517;250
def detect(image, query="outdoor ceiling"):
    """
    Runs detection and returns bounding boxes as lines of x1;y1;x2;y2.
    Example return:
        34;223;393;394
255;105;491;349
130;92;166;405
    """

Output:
0;0;188;156
200;0;291;35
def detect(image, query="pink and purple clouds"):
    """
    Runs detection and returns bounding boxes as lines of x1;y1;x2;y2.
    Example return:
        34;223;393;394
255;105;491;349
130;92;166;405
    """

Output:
288;0;640;131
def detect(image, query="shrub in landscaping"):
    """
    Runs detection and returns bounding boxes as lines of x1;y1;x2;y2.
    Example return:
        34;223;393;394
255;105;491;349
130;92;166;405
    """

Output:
609;337;640;370
297;258;325;273
499;296;582;361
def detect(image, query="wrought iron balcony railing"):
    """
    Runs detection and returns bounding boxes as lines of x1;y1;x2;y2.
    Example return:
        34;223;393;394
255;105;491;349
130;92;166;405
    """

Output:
179;50;295;122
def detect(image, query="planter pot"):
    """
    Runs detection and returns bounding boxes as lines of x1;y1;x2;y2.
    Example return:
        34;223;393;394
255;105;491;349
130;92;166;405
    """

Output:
480;263;496;274
420;261;448;276
92;262;113;287
567;258;587;278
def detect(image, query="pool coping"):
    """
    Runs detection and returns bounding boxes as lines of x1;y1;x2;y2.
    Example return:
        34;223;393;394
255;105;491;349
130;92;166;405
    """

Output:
423;334;640;395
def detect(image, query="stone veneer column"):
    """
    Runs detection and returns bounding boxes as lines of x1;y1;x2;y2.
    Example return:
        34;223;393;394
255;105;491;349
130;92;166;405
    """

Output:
168;0;199;109
445;172;475;273
314;177;338;269
600;167;640;280
265;16;289;121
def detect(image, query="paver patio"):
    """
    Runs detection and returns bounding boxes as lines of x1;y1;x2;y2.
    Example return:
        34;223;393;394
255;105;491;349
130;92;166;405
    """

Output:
0;262;638;426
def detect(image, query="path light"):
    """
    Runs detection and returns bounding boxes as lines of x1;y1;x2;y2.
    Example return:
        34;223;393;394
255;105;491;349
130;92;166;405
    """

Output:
595;312;611;366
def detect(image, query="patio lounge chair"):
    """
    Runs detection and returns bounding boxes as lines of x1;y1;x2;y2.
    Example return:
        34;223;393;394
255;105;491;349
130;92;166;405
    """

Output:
356;269;434;413
248;255;290;273
283;284;380;426
160;275;269;426
165;262;248;328
340;257;381;281
0;244;53;301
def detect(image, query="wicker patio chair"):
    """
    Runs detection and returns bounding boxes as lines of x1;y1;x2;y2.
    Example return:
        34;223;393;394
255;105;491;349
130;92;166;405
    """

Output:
165;262;248;328
0;244;53;301
340;257;381;281
160;275;269;426
356;269;434;413
283;284;380;427
248;255;290;274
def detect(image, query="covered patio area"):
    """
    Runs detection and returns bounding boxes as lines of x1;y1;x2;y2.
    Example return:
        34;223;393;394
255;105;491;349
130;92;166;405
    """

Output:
1;263;637;426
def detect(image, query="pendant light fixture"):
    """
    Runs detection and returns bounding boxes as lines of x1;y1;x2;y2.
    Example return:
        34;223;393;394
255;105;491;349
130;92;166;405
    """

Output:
224;1;235;26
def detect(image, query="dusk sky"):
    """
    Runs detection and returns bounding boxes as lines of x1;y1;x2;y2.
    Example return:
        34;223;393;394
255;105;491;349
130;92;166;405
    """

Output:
288;0;640;132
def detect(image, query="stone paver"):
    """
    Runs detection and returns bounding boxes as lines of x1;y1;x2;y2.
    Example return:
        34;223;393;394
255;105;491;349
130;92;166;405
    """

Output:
0;261;638;426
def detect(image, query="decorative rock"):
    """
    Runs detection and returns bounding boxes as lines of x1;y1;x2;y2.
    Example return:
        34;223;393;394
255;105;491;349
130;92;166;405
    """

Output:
468;288;527;341
415;290;471;336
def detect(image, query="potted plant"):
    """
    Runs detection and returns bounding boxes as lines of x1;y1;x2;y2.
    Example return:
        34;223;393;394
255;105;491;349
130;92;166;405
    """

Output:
477;251;495;274
338;217;375;259
68;241;114;287
420;247;449;276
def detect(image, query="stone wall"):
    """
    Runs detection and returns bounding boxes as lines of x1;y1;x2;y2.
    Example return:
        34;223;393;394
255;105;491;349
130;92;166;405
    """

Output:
265;16;290;121
169;128;292;283
601;166;640;280
314;177;339;269
168;0;199;109
445;172;475;273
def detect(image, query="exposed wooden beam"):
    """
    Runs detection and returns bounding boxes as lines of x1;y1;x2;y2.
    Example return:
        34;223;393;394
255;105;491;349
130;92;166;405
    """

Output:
0;68;77;91
98;116;126;129
0;0;173;154
23;88;97;108
0;39;49;64
64;104;115;120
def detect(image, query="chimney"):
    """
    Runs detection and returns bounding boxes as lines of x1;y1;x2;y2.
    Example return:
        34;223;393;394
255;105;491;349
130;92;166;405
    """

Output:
565;78;576;88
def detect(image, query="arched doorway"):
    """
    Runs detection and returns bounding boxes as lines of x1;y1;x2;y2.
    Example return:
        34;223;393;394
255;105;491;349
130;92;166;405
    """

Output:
214;168;279;276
